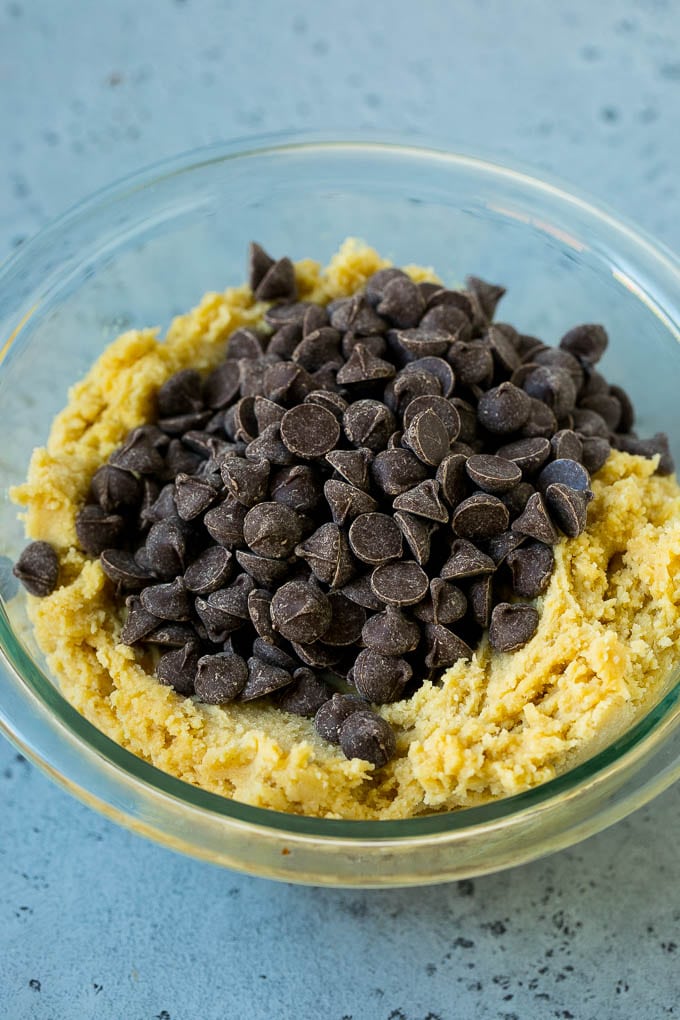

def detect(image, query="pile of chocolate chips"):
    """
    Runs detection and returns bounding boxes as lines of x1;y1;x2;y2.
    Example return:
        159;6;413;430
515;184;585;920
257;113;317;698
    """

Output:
14;243;674;768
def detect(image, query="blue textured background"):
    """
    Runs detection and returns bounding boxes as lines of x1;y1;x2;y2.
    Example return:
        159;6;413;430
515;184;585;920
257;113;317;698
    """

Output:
2;2;680;1017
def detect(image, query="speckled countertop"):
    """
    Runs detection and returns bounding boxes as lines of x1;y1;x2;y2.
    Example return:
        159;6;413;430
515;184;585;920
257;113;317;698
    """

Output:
2;1;679;1017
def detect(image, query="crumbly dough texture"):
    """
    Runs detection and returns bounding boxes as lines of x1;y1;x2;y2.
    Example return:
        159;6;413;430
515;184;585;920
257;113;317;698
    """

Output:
12;240;680;819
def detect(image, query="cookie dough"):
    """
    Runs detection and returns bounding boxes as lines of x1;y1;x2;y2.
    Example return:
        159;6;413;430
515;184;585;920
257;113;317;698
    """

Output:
11;241;680;820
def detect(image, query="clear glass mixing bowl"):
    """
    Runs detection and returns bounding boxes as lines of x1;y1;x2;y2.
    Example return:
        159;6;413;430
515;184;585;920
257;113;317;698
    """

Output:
1;136;679;886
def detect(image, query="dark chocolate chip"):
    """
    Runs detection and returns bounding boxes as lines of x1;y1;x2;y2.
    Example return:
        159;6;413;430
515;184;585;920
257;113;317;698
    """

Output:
203;495;248;548
550;430;583;463
362;607;420;656
264;302;310;328
440;538;495;580
280;404;341;459
393;510;436;566
157;369;204;417
465;454;522;495
275;669;333;717
120;594;161;644
496;437;552;476
348;513;403;565
544;483;592;538
451;493;509;540
343;399;396;451
90;464;141;513
403;357;455;397
254;256;297;302
248;588;276;642
76;505;126;557
324;479;379;526
489;603;539;652
295;523;356;588
195;598;241;644
240;657;294;700
248;242;275;291
353;648;412;703
220;456;270;506
184;545;234;595
253;637;297;672
194;652;248;703
377;276;426;328
477;382;531;434
580;393;622;431
290;639;342;668
511;492;559;545
507;541;555;598
268;323;302;359
390;327;452;361
174;473;219;521
572;407;609;439
263;361;314;404
321;592;367;647
270;580;332;644
538;458;591;493
447;340;494;387
325;447;373;491
393;479;449;523
451;398;478;445
314;693;366;742
609;384;635;433
145;518;190;576
559;323;608;364
13;541;60;597
469;575;493;627
404;408;450;467
402;395;461;442
156;641;199;695
339;710;396;767
385;370;441;414
203;360;241;409
520;398;558;439
420;302;471;336
158;411;212;435
243;502;304;559
253;396;286;431
305;389;348;420
424;624;473;669
270;464;323;513
414;578;467;626
225;328;265;361
483;324;521;373
340;574;385;611
465;275;506;321
484;530;526;566
580;436;611;474
147;622;198;647
164;440;204;479
292;327;342;372
140;577;191;621
436;453;469;509
100;549;153;591
245;423;295;466
370;448;429;497
303;304;330;335
364;267;409;306
533;347;584;392
234;550;292;586
370;561;429;606
523;366;577;419
336;343;396;385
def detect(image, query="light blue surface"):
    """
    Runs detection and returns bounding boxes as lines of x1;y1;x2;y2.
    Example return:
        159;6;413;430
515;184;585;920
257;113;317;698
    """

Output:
2;1;680;1017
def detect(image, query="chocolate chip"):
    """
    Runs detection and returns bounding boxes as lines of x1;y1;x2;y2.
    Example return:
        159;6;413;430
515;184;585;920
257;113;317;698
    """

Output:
580;436;611;474
253;396;285;432
100;549;153;591
572;408;609;439
420;302;471;336
424;624;473;669
368;449;427;498
390;327;452;361
496;437;551;477
268;323;302;358
550;430;583;462
203;360;241;409
120;595;161;644
348;513;403;565
393;479;448;522
477;382;531;434
340;574;385;611
484;530;526;566
465;454;522;495
538;458;591;493
507;542;554;598
405;357;456;397
158;411;212;436
295;523;355;588
559;323;608;364
292;327;341;372
523;366;577;419
247;588;275;642
440;538;495;580
290;639;342;668
280;404;341;459
436;453;469;509
225;328;265;361
194;652;248;703
76;505;126;557
353;648;412;702
270;580;332;644
471;573;495;627
164;440;204;479
184;545;233;595
580;393;621;431
314;693;366;743
324;479;378;525
173;473;219;521
404;409;450;467
240;657;294;700
220;456;270;506
343;399;396;451
365;267;409;306
451;492;509;540
145;518;190;576
303;304;330;335
377;276;425;328
156;641;199;695
195;601;238;644
483;324;521;374
403;395;461;442
243;502;304;559
533;347;584;392
370;561;429;606
511;492;559;545
336;343;396;385
489;603;539;652
248;242;275;291
499;481;535;517
305;391;348;423
203;495;248;548
157;369;204;417
270;464;323;513
195;581;252;642
447;340;494;387
254;256;297;302
252;637;297;672
275;669;333;717
520;398;558;440
263;361;313;404
321;592;367;646
90;464;141;513
234;550;292;586
545;483;592;538
147;623;198;647
465;275;506;321
264;302;310;328
362;606;420;656
325;447;373;491
393;510;436;566
140;577;191;621
414;578;467;626
339;710;396;767
609;384;635;433
243;423;293;466
385;370;441;415
13;541;60;597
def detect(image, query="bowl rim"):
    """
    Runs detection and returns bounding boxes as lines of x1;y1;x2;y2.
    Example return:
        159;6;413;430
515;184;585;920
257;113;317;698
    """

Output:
1;132;680;844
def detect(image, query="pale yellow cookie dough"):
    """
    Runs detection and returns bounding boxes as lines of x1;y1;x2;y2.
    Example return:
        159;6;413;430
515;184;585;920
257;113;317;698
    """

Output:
11;241;680;820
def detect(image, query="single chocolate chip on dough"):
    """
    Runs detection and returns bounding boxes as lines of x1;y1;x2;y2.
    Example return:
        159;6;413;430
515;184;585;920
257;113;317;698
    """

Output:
13;541;60;597
424;624;473;669
194;652;248;703
275;669;333;717
544;483;592;538
353;648;413;703
507;541;555;598
339;711;396;768
314;693;366;744
240;657;294;700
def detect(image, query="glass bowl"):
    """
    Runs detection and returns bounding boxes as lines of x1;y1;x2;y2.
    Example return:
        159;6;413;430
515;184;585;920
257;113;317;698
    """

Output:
1;135;679;887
